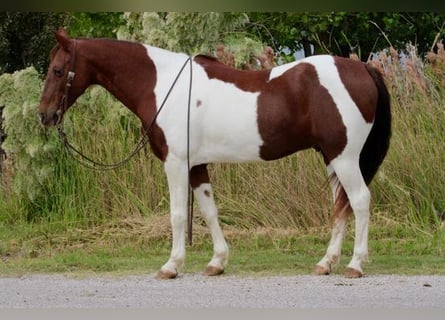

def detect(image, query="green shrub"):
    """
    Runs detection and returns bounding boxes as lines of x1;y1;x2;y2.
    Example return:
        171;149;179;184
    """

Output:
0;68;60;214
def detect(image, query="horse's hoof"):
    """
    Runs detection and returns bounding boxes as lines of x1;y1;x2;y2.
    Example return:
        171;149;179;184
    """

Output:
344;267;363;278
156;269;178;279
203;265;224;276
313;264;330;275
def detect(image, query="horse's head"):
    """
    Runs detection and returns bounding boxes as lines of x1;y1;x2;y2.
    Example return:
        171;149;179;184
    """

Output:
39;28;88;127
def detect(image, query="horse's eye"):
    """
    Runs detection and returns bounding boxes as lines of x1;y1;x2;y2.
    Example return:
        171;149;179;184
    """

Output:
53;68;63;77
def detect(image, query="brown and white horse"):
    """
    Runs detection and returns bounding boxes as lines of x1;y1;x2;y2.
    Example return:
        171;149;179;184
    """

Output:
39;28;391;279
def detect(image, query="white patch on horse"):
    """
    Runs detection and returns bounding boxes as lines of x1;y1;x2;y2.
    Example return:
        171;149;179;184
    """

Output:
146;45;264;165
307;55;373;157
268;60;304;80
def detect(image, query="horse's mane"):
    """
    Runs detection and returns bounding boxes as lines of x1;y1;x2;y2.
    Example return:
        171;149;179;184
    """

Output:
194;54;230;68
48;38;139;62
49;40;224;68
195;54;219;62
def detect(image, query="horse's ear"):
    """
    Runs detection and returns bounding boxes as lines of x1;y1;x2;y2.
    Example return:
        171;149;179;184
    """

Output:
54;27;72;51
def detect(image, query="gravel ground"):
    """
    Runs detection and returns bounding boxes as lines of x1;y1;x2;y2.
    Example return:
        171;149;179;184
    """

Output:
0;273;444;308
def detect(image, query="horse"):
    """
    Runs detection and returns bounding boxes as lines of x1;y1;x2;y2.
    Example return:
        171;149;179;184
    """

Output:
39;28;391;279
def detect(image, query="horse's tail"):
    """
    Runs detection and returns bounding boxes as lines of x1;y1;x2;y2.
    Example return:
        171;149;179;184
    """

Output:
359;64;392;185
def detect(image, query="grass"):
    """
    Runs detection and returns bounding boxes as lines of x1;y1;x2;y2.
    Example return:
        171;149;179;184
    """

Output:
1;216;444;277
1;43;445;277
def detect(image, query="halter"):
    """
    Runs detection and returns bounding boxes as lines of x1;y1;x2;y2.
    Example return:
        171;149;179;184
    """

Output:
56;40;77;127
56;40;195;245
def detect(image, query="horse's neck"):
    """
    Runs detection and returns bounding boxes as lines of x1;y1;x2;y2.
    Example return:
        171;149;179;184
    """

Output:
82;40;189;126
87;40;185;97
83;40;154;113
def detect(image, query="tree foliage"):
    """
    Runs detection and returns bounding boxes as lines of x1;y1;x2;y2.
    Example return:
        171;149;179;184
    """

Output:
1;12;444;74
116;12;273;69
67;12;124;38
247;12;445;61
0;12;69;74
0;12;124;75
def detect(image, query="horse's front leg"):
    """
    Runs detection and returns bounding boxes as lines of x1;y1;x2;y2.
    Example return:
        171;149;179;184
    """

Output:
157;157;189;279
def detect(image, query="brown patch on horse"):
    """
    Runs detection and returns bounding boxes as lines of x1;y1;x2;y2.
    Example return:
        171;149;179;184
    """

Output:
189;164;210;189
81;39;169;161
194;55;270;92
196;99;202;107
257;63;347;162
334;57;377;124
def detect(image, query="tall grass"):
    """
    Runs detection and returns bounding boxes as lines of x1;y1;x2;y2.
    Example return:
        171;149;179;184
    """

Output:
367;43;445;232
1;42;444;251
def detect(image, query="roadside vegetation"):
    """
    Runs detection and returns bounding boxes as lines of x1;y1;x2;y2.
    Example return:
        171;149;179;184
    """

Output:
0;13;444;276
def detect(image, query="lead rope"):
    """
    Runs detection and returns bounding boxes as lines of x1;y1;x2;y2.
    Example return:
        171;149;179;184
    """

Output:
186;57;194;246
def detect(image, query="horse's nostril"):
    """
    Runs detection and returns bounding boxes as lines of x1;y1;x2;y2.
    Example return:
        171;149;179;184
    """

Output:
53;112;59;124
39;113;45;123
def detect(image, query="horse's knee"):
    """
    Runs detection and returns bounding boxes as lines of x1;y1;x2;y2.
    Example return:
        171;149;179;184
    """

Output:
170;210;187;225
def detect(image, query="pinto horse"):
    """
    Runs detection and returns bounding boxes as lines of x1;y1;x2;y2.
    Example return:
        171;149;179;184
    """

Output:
39;28;391;279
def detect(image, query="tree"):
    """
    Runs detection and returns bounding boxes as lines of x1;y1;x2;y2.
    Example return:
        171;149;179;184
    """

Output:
67;12;124;38
0;12;125;75
246;12;445;61
0;12;69;74
116;12;274;70
2;12;443;74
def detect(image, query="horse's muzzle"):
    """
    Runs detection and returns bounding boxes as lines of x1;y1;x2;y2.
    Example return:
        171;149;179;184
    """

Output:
39;109;62;127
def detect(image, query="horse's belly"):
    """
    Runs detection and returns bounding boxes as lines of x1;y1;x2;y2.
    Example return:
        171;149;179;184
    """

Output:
190;107;263;163
195;131;263;163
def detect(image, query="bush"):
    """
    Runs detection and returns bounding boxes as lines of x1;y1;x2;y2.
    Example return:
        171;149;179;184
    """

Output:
0;68;61;212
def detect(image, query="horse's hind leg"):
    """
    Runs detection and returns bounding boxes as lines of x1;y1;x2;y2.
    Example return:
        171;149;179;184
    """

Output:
314;165;353;275
327;157;371;278
191;164;229;276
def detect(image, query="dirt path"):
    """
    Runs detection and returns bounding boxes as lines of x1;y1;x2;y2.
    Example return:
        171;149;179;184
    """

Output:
1;273;444;308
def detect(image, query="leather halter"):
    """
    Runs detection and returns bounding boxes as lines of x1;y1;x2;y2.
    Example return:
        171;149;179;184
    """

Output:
56;40;77;127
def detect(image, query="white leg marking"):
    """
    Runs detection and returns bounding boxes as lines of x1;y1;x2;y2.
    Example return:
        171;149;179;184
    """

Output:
194;183;229;272
316;218;348;273
160;156;189;277
316;166;348;273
